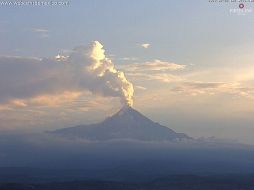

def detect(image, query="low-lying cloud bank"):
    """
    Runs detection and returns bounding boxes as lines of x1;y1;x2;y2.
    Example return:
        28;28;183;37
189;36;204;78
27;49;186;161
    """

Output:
0;132;254;174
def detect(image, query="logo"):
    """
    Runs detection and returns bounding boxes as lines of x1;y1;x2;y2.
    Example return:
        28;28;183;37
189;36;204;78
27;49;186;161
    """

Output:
239;3;244;9
208;0;253;16
230;3;252;15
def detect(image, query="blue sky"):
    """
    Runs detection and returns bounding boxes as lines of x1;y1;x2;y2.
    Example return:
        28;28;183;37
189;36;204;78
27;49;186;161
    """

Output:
1;0;253;61
0;0;254;144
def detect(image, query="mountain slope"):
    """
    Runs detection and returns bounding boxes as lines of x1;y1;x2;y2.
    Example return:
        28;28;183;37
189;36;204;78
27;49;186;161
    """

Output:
51;106;191;141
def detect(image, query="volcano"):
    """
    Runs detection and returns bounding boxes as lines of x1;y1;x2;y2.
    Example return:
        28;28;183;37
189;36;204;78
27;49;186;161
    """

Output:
51;106;191;141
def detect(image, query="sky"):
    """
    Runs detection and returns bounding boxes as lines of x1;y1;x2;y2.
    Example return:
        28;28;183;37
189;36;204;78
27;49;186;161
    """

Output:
0;0;254;144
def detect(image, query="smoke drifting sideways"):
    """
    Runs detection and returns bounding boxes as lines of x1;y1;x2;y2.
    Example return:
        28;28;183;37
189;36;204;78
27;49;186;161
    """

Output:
80;41;134;106
0;41;134;107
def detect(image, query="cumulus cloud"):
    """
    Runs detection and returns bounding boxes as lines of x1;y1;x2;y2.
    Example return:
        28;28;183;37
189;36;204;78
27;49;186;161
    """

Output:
182;82;226;89
121;59;186;73
171;82;226;96
135;85;147;90
0;41;134;108
119;57;254;101
117;59;185;84
170;81;254;99
119;57;137;61
30;28;49;38
55;54;68;61
32;28;49;33
8;91;82;108
140;43;150;49
127;72;182;83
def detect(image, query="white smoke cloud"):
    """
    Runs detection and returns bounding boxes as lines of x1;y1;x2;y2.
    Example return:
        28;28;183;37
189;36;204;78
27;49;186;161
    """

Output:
140;43;150;49
0;41;134;107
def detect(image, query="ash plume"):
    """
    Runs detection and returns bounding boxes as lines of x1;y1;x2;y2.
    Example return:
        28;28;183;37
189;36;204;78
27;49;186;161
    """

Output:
69;41;134;106
0;41;134;107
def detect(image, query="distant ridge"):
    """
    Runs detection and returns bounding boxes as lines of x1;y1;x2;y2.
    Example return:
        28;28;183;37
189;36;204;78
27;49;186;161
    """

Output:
50;106;191;141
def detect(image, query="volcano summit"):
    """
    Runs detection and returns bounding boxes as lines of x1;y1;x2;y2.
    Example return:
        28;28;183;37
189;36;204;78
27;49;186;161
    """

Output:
51;106;191;141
